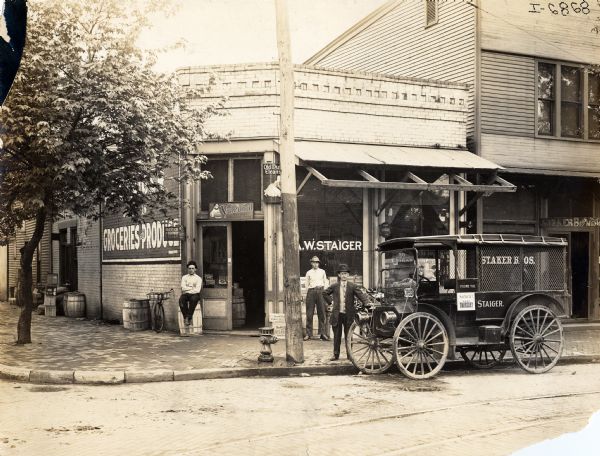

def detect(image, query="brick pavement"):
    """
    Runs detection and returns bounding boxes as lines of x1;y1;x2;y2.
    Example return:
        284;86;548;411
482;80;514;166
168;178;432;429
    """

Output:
0;302;599;382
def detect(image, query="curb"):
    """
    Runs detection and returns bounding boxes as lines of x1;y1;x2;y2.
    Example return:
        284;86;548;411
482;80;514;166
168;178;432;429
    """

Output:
0;357;598;386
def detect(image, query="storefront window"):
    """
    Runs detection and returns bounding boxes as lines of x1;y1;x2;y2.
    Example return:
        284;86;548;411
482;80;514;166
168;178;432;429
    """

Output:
483;188;537;234
297;169;363;277
384;172;450;239
201;160;228;211
233;159;262;210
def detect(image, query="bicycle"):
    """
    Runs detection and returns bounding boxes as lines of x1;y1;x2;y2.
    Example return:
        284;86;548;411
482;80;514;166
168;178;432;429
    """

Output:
147;289;173;333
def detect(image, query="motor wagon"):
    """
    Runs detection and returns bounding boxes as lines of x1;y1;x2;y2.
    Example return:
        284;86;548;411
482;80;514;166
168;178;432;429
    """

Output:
346;234;570;379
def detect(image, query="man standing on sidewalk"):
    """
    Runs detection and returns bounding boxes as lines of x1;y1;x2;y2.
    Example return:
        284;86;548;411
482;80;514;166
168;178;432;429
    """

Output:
304;256;329;341
179;260;203;326
322;264;369;361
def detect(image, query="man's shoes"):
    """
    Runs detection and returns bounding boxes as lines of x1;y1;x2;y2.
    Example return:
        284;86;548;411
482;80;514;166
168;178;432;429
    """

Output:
320;334;330;341
184;318;190;326
329;355;339;361
303;335;311;341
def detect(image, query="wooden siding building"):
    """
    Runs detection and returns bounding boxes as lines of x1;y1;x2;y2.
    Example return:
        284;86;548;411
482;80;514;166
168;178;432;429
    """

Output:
305;0;600;320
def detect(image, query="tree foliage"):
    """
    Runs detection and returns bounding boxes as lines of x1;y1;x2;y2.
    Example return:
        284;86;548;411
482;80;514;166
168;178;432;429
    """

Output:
0;0;221;343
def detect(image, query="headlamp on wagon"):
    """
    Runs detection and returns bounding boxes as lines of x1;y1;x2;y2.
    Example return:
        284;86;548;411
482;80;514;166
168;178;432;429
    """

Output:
380;311;398;326
355;311;370;323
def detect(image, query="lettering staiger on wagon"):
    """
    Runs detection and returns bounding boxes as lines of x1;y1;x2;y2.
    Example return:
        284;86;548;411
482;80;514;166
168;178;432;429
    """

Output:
346;234;571;379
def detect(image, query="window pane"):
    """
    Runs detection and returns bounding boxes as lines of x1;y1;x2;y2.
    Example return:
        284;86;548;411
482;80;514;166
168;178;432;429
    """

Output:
561;103;582;137
298;173;363;277
537;63;555;135
589;72;600;140
233;159;261;210
561;66;581;102
561;66;582;137
589;72;600;104
538;63;555;99
537;100;553;135
201;160;228;211
589;106;600;140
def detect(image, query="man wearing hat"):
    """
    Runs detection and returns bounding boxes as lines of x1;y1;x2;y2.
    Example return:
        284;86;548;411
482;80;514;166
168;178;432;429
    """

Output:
322;264;369;361
304;256;329;341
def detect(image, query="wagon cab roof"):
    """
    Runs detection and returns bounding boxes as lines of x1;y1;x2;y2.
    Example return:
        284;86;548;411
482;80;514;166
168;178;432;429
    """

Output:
378;234;567;251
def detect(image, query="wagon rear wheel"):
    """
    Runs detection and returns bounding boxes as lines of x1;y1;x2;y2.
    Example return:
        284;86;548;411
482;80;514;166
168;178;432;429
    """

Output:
393;312;448;380
346;321;394;374
459;346;506;369
510;305;563;374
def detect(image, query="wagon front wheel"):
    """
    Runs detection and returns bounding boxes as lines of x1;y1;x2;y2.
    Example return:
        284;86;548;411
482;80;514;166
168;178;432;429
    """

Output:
510;305;563;374
346;321;394;374
393;312;448;380
459;346;506;369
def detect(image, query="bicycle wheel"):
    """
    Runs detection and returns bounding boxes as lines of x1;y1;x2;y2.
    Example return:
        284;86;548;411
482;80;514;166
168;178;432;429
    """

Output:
153;303;165;333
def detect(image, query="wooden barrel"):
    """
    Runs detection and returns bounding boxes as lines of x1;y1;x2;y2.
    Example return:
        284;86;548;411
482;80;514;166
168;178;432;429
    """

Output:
122;299;150;331
64;293;86;318
232;297;246;328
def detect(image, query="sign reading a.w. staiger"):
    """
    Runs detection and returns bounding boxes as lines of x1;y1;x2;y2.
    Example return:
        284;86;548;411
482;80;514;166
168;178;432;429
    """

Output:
102;213;180;262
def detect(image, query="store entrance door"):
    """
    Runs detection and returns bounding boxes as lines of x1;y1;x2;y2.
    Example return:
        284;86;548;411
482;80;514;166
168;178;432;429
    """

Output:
570;232;590;319
200;224;232;330
548;231;590;319
232;221;265;329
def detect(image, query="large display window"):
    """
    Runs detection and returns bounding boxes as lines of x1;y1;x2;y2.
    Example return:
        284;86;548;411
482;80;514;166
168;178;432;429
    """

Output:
297;168;363;277
384;171;450;239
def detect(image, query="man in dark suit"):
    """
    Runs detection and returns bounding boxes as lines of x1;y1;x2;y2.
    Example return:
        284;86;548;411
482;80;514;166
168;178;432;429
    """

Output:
322;264;369;361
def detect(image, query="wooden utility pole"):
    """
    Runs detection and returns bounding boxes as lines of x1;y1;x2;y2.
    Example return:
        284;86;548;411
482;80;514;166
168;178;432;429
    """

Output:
274;0;304;363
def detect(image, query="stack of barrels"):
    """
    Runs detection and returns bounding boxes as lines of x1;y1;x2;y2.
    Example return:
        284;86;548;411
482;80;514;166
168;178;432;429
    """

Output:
232;284;246;328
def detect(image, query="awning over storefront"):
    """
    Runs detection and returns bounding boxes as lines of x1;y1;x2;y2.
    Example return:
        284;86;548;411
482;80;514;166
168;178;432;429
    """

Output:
295;141;503;170
295;141;516;195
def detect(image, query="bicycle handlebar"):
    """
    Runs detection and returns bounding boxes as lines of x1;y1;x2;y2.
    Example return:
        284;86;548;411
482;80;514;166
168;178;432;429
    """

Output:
147;288;174;300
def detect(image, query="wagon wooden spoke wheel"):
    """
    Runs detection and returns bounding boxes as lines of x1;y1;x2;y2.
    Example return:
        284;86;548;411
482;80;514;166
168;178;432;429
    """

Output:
393;312;449;380
459;346;507;369
510;305;563;374
346;321;394;374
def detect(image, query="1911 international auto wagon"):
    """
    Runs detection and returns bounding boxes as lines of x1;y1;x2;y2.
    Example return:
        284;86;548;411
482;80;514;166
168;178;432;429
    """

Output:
346;234;570;379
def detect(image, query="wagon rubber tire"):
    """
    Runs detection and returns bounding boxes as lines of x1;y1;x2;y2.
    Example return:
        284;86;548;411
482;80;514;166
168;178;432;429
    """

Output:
509;304;563;374
393;312;449;380
459;346;507;369
346;321;394;374
153;304;165;333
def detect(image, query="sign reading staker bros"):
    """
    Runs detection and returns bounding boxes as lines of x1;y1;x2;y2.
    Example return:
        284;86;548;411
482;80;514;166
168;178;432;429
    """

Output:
102;213;180;262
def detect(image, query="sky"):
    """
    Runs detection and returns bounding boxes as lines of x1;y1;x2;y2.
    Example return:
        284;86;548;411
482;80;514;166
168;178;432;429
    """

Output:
140;0;388;72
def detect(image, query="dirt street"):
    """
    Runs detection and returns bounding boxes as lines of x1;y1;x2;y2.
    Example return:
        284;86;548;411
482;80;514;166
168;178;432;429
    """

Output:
1;363;599;455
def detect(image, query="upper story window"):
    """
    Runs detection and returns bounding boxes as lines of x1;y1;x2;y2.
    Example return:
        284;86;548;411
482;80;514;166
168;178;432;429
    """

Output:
561;66;582;138
537;61;599;141
425;0;438;27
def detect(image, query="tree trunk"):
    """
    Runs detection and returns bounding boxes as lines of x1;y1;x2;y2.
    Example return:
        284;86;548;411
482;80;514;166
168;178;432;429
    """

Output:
16;206;47;345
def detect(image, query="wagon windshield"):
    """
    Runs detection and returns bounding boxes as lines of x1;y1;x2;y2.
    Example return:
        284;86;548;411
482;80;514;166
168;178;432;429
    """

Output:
381;248;418;288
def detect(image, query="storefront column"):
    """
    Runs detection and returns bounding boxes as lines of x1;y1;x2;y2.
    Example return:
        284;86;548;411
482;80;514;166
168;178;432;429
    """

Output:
362;188;371;289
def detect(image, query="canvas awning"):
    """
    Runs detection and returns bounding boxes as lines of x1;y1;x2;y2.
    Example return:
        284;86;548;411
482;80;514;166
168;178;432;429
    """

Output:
294;141;515;195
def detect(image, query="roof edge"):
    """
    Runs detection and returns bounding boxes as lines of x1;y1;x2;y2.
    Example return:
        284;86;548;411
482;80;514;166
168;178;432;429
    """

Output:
304;0;401;66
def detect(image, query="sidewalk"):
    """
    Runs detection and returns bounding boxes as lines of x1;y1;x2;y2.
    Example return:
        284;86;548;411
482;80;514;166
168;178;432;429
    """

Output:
1;302;599;384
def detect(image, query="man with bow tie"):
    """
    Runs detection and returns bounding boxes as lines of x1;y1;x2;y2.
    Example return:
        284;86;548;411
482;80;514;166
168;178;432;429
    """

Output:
322;264;369;361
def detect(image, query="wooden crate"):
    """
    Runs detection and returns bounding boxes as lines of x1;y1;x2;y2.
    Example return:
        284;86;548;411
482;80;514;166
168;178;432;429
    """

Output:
178;310;203;336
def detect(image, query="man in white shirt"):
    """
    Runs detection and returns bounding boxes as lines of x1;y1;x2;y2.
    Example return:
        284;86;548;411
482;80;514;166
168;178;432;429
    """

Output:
304;256;329;341
179;260;203;326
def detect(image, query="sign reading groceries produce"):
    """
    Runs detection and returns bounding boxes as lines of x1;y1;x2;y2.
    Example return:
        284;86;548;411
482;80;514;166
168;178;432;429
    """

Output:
102;213;180;262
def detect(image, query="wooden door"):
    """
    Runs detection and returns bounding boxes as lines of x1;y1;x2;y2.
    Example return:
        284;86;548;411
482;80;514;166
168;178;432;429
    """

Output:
199;223;232;330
